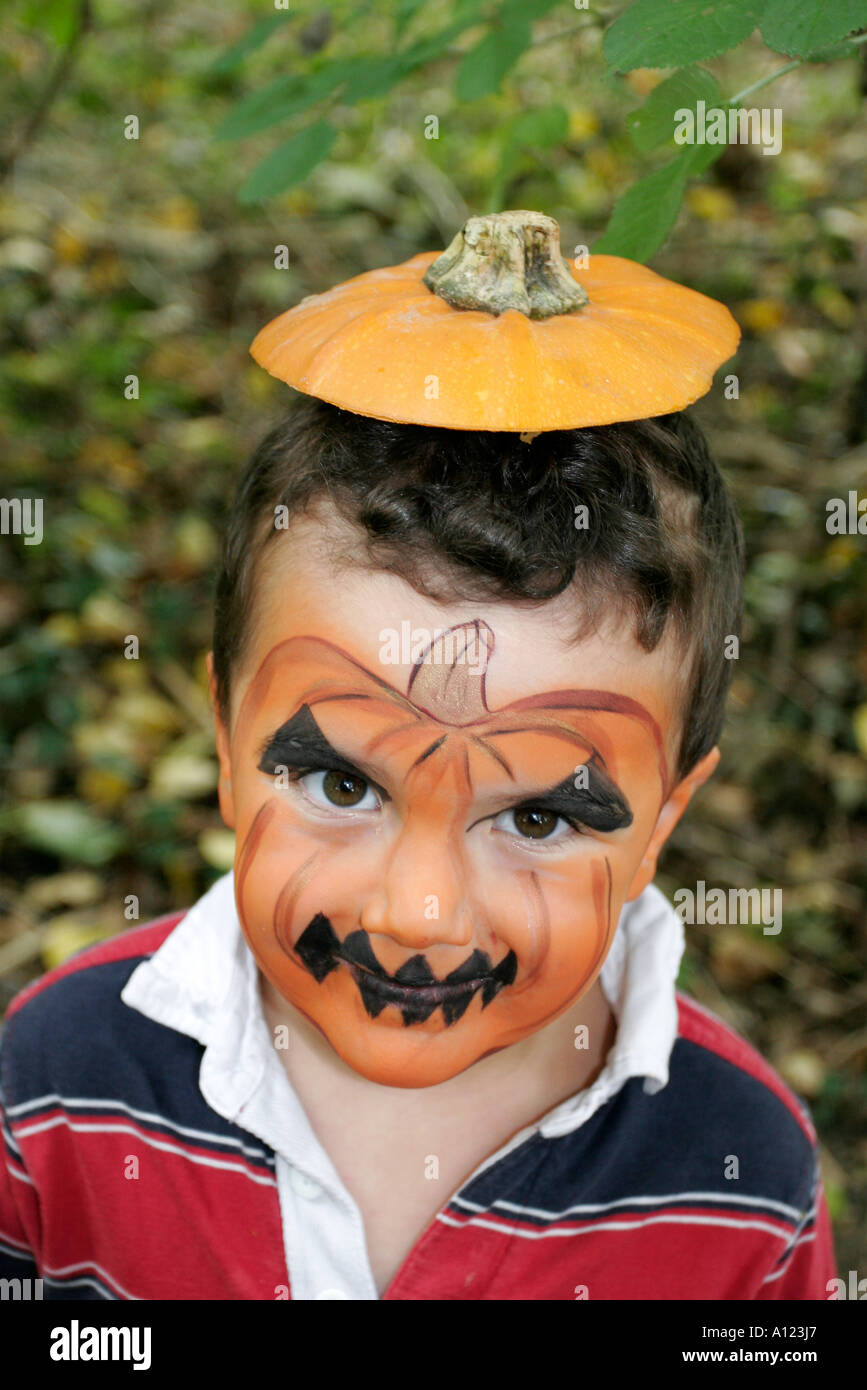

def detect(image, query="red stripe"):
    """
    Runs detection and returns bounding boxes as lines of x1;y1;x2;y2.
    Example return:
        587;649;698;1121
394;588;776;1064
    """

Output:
11;1107;274;1179
676;993;816;1144
386;1219;812;1300
6;911;187;1020
440;1202;797;1242
17;1128;287;1300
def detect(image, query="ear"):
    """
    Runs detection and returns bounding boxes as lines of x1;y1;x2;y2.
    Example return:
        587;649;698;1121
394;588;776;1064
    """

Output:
206;651;236;830
624;746;720;902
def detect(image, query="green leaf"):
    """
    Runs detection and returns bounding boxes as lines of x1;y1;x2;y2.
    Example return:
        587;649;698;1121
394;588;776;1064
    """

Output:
592;143;722;261
6;800;125;866
802;38;861;59
760;0;867;57
400;11;491;67
397;0;487;37
456;14;532;101
342;54;415;104
210;14;292;74
627;67;722;152
393;0;432;40
604;0;762;72
239;119;337;202
215;61;355;141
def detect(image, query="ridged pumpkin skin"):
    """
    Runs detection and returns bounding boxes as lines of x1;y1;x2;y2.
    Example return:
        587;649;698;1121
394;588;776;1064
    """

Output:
250;247;740;431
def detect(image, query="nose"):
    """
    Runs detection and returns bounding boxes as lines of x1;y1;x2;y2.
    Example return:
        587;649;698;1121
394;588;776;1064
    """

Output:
359;817;473;950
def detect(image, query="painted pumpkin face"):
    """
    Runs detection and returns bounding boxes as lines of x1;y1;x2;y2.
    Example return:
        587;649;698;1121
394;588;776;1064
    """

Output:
214;517;705;1088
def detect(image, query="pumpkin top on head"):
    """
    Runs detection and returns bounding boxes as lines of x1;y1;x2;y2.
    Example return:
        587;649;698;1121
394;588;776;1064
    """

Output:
249;209;740;432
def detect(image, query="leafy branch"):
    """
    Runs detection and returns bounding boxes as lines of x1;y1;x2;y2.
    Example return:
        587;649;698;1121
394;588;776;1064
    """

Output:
210;0;866;259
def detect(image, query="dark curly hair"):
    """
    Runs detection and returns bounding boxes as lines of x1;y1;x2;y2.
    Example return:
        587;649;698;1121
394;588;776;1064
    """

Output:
213;395;744;780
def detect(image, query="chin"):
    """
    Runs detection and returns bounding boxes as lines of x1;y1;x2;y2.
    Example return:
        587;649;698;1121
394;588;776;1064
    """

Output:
328;1034;494;1089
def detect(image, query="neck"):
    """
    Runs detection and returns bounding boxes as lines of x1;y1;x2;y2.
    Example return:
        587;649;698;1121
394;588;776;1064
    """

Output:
260;973;616;1133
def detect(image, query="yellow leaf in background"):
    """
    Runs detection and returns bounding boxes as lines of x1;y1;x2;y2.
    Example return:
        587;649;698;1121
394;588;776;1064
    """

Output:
80;592;139;641
150;748;218;800
25;870;102;911
42;613;82;646
165;416;230;455
824;536;857;573
112;690;180;737
198;827;236;872
172;514;219;573
78;765;134;806
465;145;498;178
101;655;148;689
87;251;126;292
74;719;140;764
568;107;600;140
283;189;316;215
777;1049;826;1098
685;186;736;222
785;847;820;880
624;69;664;97
52;226;88;264
585;147;618;181
153;196;199;232
81;194;107;220
739;298;787;334
41;918;116;972
811;282;855;329
853;704;867;759
76;435;140;485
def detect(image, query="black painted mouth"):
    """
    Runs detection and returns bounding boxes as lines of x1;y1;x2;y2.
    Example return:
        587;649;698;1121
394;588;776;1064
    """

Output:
294;914;518;1027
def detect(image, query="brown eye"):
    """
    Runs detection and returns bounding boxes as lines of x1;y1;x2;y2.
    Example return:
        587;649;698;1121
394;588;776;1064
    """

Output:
512;808;559;839
322;769;369;807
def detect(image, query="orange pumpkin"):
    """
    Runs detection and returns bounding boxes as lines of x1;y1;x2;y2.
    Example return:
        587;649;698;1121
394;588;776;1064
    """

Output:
250;209;740;431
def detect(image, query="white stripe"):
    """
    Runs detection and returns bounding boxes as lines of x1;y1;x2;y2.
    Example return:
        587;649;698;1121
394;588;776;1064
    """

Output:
437;1209;794;1242
0;1228;33;1256
40;1255;141;1300
759;1226;818;1284
14;1114;277;1188
42;1275;117;1300
5;1161;35;1187
7;1091;274;1165
453;1188;803;1224
1;1116;22;1159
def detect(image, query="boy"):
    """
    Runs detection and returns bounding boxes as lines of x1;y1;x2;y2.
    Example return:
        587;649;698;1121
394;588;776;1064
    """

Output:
0;397;836;1299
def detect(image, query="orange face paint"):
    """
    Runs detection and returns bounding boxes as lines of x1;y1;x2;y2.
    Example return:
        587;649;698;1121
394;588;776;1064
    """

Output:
227;619;670;1088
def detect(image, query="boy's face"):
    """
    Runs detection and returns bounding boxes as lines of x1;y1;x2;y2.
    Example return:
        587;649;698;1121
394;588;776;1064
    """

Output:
210;507;717;1089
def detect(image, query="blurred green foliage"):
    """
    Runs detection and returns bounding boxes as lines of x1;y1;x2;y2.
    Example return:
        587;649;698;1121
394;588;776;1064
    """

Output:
0;0;865;1266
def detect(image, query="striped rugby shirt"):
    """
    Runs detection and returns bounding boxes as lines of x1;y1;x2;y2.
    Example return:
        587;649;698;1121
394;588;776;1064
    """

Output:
0;872;836;1300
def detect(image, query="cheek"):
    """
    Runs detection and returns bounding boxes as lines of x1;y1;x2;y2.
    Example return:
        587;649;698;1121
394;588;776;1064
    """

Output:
233;795;381;954
483;851;615;996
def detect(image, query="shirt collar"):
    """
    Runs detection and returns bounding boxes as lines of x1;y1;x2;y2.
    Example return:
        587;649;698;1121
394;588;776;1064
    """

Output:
121;871;685;1149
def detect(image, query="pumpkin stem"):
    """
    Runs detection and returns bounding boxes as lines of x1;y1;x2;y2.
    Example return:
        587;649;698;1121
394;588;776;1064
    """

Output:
422;210;588;319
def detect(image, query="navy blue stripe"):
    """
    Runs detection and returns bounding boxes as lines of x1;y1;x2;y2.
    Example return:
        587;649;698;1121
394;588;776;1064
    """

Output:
3;955;278;1178
457;1038;817;1221
9;1097;276;1173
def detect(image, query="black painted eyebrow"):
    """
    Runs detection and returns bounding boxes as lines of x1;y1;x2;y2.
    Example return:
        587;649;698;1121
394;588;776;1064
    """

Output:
513;761;633;832
258;704;366;779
